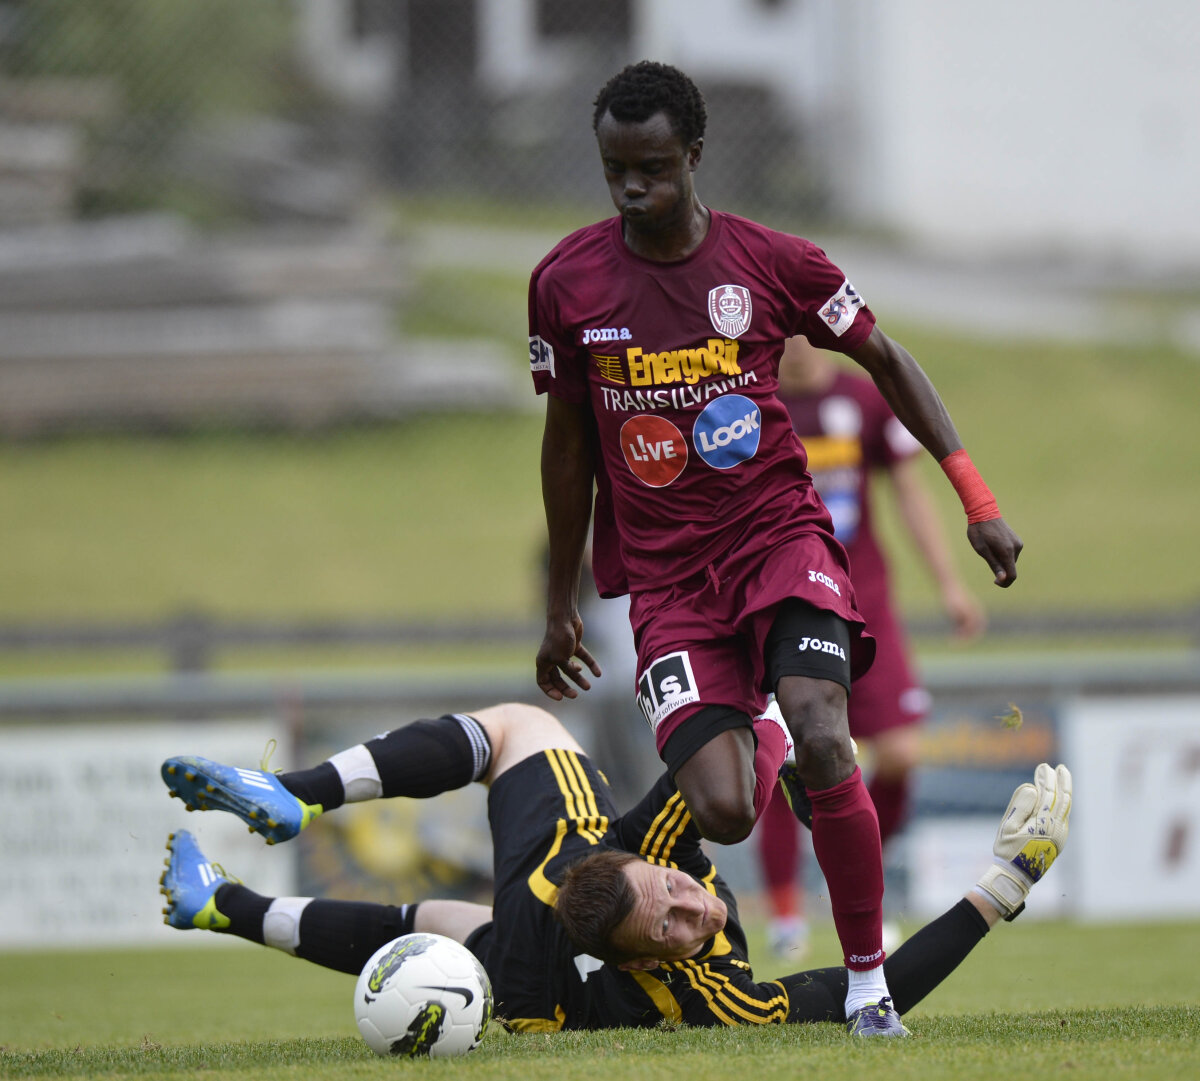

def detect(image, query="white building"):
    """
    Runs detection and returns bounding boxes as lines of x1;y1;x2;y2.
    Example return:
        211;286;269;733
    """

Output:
301;0;1200;270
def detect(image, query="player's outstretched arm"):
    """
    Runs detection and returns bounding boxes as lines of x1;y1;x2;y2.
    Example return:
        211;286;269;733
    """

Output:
848;326;1022;587
538;395;602;700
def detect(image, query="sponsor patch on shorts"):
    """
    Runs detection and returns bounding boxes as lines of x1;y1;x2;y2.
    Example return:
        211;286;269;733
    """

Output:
636;651;700;731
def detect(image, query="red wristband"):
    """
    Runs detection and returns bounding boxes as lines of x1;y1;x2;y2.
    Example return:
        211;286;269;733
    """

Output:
940;449;1001;524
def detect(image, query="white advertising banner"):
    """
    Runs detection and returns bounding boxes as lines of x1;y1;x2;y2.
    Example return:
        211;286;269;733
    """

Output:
905;815;1070;921
0;720;297;949
1060;695;1200;921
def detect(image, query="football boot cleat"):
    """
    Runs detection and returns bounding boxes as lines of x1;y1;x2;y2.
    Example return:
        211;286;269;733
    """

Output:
159;829;231;931
846;996;910;1038
161;754;321;844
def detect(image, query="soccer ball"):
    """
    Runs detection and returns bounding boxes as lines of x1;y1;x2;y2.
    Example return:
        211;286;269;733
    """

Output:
354;933;493;1058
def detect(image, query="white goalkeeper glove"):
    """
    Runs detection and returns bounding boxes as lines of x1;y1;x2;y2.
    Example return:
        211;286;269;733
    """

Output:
976;762;1072;920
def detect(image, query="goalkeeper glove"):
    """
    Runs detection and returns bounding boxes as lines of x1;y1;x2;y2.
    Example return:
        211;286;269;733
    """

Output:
976;762;1072;920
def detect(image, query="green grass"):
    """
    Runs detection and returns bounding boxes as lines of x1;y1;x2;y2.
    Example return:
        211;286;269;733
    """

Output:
3;1014;1198;1080
2;919;1198;1079
869;323;1200;621
0;416;545;623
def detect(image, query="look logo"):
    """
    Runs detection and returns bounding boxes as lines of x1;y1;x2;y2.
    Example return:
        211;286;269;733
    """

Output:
692;394;761;470
620;415;688;487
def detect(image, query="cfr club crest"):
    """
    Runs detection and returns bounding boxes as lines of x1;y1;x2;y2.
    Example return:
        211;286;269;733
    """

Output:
707;284;752;338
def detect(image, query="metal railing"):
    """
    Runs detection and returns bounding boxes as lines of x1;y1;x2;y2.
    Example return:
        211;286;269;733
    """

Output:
0;604;1197;719
1;603;1197;672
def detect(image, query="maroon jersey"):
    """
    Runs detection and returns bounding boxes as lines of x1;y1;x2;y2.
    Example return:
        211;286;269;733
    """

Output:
529;211;876;596
777;370;920;614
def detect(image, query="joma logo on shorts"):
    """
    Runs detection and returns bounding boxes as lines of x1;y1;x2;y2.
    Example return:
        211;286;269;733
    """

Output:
808;569;841;595
582;325;632;345
797;637;846;661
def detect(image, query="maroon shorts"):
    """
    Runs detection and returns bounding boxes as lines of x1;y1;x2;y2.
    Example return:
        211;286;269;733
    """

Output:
629;526;874;758
845;597;929;738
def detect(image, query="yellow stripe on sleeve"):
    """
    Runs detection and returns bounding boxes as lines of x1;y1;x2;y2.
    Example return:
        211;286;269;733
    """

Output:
528;750;610;906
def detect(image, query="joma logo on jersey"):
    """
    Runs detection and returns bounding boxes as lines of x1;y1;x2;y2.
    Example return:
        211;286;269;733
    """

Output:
627;338;741;387
582;326;632;345
637;651;700;731
797;636;846;661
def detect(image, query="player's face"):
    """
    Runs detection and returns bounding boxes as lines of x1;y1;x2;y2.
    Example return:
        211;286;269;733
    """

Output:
595;109;702;238
611;860;728;968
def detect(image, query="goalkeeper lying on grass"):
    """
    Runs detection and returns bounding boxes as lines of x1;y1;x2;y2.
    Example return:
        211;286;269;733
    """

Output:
158;701;1071;1037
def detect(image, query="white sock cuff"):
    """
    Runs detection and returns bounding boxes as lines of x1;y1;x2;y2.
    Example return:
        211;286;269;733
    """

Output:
328;744;383;803
263;896;313;955
844;964;891;1014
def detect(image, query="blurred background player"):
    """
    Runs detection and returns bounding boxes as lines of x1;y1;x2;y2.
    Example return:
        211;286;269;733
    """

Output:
756;335;986;960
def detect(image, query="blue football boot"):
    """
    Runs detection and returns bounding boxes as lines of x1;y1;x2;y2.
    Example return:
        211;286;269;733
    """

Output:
161;754;321;844
159;829;231;931
846;997;910;1038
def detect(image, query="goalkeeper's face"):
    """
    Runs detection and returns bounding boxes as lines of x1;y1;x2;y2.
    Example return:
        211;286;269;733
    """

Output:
609;861;728;969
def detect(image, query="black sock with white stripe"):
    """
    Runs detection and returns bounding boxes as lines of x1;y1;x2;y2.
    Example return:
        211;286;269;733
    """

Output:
279;714;491;808
367;713;492;798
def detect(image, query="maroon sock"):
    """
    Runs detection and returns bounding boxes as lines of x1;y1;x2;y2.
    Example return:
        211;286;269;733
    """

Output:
807;765;885;970
756;786;801;913
868;772;911;847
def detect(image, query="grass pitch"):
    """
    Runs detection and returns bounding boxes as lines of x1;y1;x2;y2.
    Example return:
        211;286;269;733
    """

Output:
2;918;1197;1080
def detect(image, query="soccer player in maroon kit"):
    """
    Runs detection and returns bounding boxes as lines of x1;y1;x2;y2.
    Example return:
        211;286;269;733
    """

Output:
529;61;1021;1035
756;335;986;959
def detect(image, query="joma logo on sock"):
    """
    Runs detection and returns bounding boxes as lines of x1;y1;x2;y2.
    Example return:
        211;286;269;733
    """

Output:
849;948;884;964
797;637;846;661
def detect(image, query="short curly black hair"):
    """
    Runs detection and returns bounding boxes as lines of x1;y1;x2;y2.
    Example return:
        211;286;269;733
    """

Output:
592;60;707;147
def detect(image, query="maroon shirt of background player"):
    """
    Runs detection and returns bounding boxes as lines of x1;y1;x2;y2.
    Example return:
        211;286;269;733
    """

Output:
529;210;875;618
779;370;930;734
778;369;918;616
